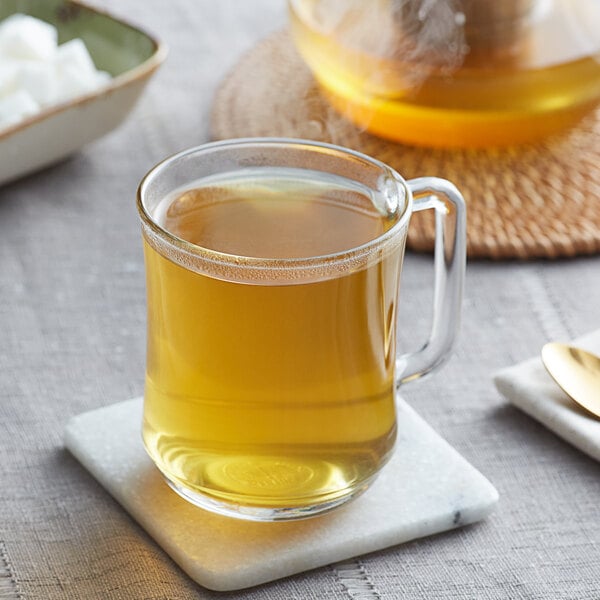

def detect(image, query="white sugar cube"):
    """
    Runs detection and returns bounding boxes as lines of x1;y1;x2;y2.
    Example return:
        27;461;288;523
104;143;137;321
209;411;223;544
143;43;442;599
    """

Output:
15;61;59;106
55;63;98;102
0;62;18;98
0;14;58;61
54;38;106;101
0;89;39;128
55;38;97;77
95;71;111;86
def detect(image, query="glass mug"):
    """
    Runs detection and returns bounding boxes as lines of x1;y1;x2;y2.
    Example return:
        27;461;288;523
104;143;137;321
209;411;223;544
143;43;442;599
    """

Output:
137;138;466;521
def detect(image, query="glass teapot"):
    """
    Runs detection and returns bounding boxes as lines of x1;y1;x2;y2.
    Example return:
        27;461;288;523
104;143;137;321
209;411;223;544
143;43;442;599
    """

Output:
289;0;600;148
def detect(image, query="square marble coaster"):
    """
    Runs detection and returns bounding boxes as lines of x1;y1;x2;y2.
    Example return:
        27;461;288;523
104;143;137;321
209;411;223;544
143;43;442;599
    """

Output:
64;396;498;592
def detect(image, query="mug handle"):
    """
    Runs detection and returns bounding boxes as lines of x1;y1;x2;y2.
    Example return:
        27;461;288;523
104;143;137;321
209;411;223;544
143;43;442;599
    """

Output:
396;177;467;385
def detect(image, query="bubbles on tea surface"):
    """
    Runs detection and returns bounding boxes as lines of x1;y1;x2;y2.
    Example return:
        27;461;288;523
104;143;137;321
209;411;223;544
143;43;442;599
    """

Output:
144;167;409;285
153;168;398;258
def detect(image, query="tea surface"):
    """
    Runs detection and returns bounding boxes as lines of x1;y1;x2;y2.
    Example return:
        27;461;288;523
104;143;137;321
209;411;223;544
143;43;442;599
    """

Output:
157;171;394;258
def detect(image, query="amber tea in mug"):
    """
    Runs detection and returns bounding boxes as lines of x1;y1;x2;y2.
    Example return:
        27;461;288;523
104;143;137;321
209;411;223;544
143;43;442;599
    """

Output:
137;139;466;521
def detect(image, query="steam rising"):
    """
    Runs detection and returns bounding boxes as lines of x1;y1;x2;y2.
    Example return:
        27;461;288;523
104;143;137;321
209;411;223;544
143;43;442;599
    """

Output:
307;0;469;95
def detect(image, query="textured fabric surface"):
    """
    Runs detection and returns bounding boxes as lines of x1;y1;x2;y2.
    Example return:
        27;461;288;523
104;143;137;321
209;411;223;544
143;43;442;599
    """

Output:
1;1;600;598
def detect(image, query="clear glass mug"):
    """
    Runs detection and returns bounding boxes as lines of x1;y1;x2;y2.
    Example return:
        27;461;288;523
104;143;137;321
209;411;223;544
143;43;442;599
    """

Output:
137;138;466;521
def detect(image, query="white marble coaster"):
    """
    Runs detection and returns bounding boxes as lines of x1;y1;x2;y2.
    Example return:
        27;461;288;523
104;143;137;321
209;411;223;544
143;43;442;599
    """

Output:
494;328;600;463
64;396;498;592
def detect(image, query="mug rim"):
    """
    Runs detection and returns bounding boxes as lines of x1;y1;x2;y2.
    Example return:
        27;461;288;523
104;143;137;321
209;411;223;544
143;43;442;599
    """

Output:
137;137;413;271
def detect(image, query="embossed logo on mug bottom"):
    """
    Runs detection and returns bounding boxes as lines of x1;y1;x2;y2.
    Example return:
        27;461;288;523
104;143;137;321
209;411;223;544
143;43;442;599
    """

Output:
206;457;318;496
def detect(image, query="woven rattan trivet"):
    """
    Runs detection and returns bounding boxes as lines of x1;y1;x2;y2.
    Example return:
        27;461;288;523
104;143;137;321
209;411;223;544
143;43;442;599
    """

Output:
211;31;600;259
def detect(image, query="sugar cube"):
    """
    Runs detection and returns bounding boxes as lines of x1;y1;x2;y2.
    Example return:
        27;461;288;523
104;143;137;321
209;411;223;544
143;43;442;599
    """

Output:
55;38;97;78
0;14;58;61
15;61;59;106
0;62;18;97
0;89;39;128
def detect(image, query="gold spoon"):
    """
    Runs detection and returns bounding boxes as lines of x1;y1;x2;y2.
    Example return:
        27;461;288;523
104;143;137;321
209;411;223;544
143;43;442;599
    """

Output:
541;342;600;419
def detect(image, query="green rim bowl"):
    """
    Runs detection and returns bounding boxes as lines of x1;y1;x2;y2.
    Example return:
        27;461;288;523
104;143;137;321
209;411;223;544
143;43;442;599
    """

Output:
0;0;167;185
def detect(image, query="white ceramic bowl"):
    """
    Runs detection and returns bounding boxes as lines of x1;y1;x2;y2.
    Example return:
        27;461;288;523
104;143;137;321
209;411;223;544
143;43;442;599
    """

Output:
0;0;166;185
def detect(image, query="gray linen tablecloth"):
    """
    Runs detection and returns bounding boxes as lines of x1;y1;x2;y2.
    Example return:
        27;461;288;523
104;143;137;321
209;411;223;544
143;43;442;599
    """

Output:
1;1;600;598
